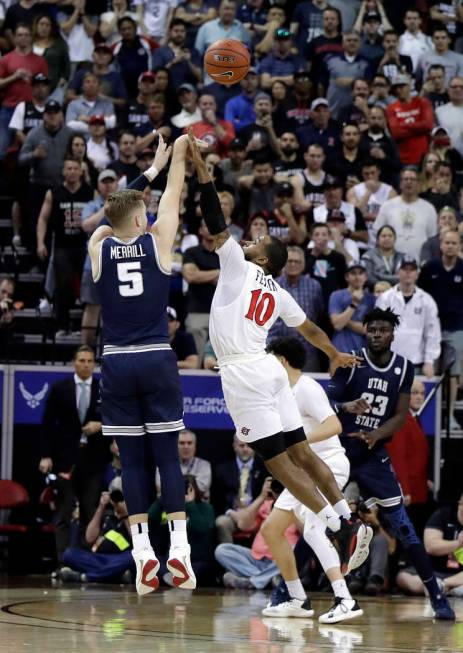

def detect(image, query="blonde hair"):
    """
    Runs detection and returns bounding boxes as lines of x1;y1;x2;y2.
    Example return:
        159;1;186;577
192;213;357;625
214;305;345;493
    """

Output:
218;191;235;210
374;280;391;296
105;190;144;228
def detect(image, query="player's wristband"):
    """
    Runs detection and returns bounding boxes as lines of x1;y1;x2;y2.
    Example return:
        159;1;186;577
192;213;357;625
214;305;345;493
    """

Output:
144;165;159;183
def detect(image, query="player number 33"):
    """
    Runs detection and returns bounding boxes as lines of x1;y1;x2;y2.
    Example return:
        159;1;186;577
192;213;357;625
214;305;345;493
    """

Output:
360;392;388;417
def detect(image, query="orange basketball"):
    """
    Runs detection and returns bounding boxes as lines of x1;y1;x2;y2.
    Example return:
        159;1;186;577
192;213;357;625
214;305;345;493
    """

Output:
204;39;251;85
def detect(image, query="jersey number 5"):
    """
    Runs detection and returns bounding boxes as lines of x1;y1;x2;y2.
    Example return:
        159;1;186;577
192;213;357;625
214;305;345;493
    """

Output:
245;289;275;326
117;262;144;297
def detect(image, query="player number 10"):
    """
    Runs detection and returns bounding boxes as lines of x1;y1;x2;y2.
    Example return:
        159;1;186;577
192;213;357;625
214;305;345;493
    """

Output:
245;289;275;326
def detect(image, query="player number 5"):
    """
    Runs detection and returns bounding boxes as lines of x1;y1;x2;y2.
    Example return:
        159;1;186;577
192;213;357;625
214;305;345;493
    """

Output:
245;289;275;326
117;262;144;297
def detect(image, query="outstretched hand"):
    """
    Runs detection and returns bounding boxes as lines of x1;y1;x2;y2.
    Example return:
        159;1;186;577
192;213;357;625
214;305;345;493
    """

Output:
329;352;363;376
348;430;381;449
153;133;172;171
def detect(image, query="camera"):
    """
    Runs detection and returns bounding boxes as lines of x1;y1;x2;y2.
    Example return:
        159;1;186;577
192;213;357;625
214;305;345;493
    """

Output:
45;473;59;490
110;489;124;504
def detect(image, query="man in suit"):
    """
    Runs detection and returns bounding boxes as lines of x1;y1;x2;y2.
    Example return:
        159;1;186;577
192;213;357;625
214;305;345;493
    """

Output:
39;345;109;562
212;436;268;543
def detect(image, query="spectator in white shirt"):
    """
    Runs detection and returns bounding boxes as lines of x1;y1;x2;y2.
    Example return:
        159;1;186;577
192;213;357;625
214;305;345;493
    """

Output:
171;83;202;129
86;115;118;171
436;76;463;157
375;256;441;377
374;167;438;260
134;0;178;43
398;8;433;72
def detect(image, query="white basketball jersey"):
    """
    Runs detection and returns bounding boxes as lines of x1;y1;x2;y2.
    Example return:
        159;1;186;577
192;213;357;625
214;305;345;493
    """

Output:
209;238;306;362
292;375;345;460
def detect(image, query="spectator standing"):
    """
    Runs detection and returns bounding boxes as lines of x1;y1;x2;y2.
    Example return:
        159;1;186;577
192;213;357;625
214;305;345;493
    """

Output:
113;16;152;98
174;0;217;49
167;306;199;369
57;0;98;74
428;125;463;174
195;0;251;60
156;429;211;498
219;137;253;191
376;256;441;377
212;436;267;543
417;27;463;85
386;74;434;166
86;116;118;172
189;94;234;157
290;0;328;53
66;73;116;134
329;261;375;353
269;246;325;371
326;122;366;188
99;0;140;46
420;229;463;430
376;29;413;82
238;157;277;218
224;68;259;134
32;14;70;95
9;72;50;147
273;131;305;179
374;168;438;260
295;97;341;156
3;0;48;45
304;223;347;306
420;64;450;110
436;76;463;157
291;142;327;213
38;346;108;563
368;74;395;109
124;71;156;132
238;92;279;161
107;130;140;184
152;18;202;88
305;6;343;89
320;31;371;119
337;78;370;131
0;23;48;160
362;225;405;287
182;222;220;360
36;158;94;335
398;8;433;72
361;105;401;186
273;70;313;134
421;160;459;213
134;0;178;43
259;28;307;91
359;11;384;67
133;95;173;147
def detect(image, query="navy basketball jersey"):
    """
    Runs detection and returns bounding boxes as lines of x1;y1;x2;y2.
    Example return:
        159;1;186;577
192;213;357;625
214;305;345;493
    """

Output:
96;232;170;346
326;348;414;463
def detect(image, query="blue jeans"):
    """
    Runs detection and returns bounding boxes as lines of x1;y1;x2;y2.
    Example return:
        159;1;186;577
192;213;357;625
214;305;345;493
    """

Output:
215;543;278;589
0;106;15;160
62;547;134;582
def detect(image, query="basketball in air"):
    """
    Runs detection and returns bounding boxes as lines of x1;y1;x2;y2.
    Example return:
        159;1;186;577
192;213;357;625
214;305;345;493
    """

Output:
204;39;251;85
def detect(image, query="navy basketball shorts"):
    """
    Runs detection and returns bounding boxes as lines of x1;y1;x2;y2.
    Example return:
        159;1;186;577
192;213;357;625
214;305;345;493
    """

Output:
100;347;184;437
349;448;403;510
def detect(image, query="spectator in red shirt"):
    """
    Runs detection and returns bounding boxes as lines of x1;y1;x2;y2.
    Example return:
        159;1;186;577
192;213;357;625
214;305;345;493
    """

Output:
386;73;434;165
188;94;235;157
0;22;48;160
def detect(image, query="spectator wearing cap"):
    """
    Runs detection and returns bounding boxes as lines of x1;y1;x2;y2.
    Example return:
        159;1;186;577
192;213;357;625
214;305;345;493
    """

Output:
376;256;441;377
269;245;325;371
436;76;463;157
358;12;384;67
57;1;98;73
65;44;128;110
124;71;156;132
238;92;279;161
152;18;202;89
295;97;341;156
224;68;259;134
329;260;375;353
194;0;250;61
219;137;253;191
386;74;434;166
31;13;70;95
290;0;326;54
0;23;48;160
337;78;371;132
9;72;50;147
189;94;234;156
79;169;119;345
420;228;463;429
305;7;343;88
167;306;199;369
398;9;433;73
374;167;438;261
113;16;153;98
376;30;413;83
420;64;449;111
360;105;401;186
19;100;74;240
107;130;140;184
99;0;140;46
86;116;118;172
66;72;116;134
305;222;347;305
171;84;202;130
319;31;371;120
273;131;305;179
259;28;307;91
418;27;463;86
272;70;313;134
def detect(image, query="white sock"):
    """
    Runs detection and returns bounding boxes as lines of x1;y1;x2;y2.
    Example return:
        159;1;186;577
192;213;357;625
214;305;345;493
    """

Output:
333;499;352;521
130;522;151;553
168;519;188;548
331;578;352;601
286;579;306;601
316;505;341;532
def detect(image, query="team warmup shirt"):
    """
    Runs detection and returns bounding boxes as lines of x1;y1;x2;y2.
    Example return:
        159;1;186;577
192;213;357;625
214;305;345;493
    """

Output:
209;237;306;363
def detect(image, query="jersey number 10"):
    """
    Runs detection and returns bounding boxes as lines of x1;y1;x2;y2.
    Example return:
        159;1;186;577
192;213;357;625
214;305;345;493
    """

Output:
117;262;144;297
245;289;275;326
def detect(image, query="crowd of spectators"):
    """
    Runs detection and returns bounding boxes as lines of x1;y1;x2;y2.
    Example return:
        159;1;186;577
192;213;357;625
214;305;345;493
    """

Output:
0;0;463;595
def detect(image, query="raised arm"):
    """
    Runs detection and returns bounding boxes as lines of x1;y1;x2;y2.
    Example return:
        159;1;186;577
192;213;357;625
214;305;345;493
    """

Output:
296;318;362;375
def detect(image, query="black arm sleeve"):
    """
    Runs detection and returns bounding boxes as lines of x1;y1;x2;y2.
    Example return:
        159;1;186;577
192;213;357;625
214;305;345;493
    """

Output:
127;174;150;191
199;181;227;235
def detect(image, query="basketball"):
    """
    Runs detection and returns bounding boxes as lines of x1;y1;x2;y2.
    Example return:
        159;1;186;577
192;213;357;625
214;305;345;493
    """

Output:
204;39;251;85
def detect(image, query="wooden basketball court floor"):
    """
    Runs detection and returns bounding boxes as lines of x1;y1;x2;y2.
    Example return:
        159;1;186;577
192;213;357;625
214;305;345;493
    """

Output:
1;580;463;653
